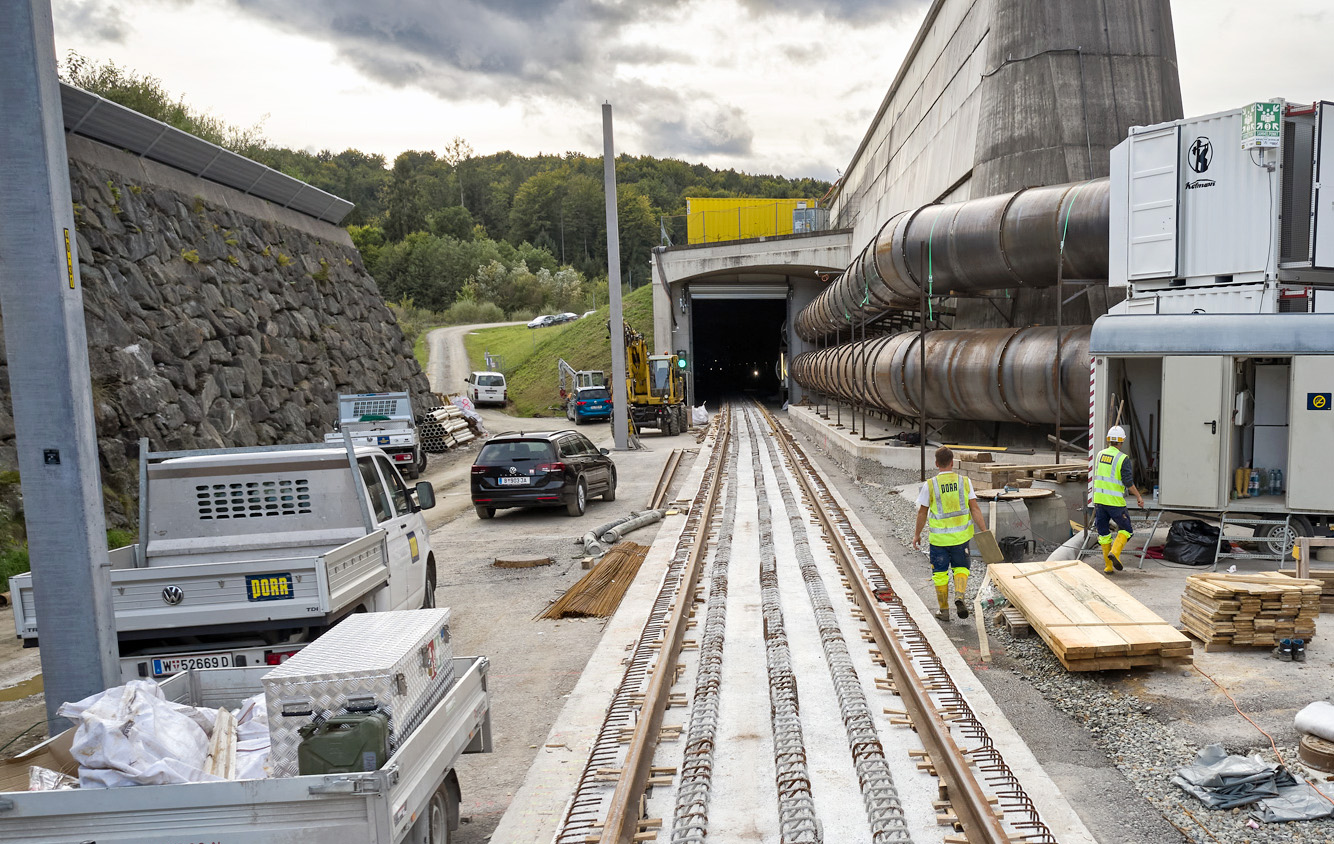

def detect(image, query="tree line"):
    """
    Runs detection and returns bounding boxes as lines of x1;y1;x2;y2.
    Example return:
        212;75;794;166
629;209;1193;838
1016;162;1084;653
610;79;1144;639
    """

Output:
61;53;831;318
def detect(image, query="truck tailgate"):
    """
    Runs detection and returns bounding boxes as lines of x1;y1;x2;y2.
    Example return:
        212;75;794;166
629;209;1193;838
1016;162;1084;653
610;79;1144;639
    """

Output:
12;532;389;638
0;657;491;844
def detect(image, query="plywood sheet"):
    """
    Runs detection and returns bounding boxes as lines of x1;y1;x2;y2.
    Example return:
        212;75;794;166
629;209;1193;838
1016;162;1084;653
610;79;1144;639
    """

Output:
990;561;1192;671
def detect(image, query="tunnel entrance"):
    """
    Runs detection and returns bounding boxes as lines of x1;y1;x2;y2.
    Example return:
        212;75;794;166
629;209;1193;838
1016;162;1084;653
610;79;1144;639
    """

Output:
690;295;788;406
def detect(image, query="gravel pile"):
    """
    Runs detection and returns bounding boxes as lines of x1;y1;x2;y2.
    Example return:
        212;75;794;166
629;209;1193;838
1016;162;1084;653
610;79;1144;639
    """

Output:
795;430;1334;844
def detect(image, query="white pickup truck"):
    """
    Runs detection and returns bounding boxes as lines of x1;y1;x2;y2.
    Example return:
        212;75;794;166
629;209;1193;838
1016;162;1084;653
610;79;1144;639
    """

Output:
0;656;491;844
326;392;428;479
10;441;439;682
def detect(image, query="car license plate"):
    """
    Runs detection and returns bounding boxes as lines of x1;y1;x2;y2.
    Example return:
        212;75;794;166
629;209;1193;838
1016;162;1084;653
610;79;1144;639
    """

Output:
499;477;530;486
151;652;233;677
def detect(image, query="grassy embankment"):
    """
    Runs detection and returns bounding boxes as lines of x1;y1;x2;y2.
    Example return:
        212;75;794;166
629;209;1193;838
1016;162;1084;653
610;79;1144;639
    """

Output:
463;285;655;417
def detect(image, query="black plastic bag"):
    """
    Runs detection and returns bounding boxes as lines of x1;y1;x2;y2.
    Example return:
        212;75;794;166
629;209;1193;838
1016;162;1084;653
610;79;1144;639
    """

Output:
1163;519;1220;566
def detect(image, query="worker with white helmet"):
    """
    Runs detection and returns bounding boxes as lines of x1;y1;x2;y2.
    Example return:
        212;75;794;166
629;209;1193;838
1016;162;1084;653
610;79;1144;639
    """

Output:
1093;425;1146;572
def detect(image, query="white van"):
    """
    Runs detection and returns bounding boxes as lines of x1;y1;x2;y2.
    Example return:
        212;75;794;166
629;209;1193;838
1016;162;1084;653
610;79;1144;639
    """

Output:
467;371;508;405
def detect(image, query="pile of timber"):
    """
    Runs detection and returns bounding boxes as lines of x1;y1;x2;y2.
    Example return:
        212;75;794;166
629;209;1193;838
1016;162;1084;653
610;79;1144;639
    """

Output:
419;404;481;453
989;561;1193;671
1280;567;1334;613
1180;572;1321;648
958;459;1088;489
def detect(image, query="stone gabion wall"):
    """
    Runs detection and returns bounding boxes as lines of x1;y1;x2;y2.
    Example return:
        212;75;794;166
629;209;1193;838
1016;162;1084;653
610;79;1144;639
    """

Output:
0;150;431;528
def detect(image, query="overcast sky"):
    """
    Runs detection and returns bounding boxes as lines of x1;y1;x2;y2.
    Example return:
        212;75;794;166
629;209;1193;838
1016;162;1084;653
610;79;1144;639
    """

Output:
52;0;1334;180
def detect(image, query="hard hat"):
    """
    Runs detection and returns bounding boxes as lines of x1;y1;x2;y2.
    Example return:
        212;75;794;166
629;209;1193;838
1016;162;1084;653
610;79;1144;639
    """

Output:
1107;425;1127;443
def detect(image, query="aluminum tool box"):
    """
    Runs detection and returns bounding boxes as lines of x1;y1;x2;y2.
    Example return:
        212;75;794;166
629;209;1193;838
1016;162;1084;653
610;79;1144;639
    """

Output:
263;609;455;777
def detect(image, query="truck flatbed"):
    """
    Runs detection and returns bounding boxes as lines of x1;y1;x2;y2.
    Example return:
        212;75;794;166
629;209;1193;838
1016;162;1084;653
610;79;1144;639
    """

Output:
0;656;491;844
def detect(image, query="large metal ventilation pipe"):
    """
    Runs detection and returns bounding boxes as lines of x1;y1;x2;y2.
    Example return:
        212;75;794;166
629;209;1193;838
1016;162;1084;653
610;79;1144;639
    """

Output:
791;326;1091;426
794;179;1109;341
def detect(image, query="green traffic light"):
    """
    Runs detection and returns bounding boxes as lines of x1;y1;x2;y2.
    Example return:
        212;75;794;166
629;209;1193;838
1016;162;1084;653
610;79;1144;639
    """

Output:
677;358;687;369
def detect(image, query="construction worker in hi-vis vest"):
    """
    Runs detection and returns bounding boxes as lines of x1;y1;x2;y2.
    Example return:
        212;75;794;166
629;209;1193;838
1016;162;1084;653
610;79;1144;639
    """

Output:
912;446;988;622
1092;425;1146;573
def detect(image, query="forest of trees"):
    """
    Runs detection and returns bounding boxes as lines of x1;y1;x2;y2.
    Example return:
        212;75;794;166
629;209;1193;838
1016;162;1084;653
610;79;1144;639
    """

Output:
61;54;832;319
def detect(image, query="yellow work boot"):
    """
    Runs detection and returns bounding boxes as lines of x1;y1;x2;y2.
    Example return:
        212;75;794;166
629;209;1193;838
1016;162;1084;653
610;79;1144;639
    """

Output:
935;583;951;621
1101;544;1114;573
953;570;970;618
1109;532;1129;571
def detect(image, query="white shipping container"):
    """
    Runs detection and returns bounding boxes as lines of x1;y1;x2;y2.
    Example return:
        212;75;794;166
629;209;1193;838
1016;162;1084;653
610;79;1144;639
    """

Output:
262;608;455;777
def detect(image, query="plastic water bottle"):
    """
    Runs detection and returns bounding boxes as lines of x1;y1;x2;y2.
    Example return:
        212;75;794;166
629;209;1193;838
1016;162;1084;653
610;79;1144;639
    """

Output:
1257;468;1269;496
1248;469;1260;498
1271;468;1283;495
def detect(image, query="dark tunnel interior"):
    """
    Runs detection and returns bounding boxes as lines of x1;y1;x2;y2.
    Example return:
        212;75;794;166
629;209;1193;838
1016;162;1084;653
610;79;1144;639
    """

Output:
689;297;787;406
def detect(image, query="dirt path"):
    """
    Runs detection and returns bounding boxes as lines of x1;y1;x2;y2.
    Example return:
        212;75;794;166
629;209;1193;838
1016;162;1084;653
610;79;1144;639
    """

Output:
426;321;523;396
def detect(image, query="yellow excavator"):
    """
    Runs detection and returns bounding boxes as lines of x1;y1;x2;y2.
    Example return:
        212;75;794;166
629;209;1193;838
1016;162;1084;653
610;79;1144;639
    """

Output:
619;322;688;436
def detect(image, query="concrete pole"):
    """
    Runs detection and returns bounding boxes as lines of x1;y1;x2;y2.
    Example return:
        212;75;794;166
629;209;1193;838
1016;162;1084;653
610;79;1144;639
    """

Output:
603;103;629;450
0;0;121;728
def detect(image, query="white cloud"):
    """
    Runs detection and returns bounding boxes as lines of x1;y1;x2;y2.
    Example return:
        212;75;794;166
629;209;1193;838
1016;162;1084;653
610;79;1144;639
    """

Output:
50;0;1332;182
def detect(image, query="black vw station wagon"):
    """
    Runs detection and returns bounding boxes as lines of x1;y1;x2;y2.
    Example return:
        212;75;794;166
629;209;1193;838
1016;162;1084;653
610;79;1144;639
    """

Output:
470;430;616;518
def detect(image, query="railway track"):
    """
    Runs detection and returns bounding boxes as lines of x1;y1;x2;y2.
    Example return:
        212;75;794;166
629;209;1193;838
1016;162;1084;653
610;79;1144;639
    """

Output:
555;402;1058;844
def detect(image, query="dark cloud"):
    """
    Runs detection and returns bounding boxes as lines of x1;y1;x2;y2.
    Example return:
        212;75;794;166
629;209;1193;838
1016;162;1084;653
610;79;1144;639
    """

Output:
737;0;927;23
210;0;754;157
606;43;693;66
640;103;754;157
58;0;130;42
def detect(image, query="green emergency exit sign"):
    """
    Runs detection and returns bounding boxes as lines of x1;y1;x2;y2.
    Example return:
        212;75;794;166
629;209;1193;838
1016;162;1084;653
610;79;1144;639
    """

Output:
1241;102;1281;149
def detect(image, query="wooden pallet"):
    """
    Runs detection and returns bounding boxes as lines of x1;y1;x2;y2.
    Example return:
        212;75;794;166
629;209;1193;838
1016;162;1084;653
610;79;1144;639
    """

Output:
989;561;1193;671
959;461;1088;488
997;607;1031;637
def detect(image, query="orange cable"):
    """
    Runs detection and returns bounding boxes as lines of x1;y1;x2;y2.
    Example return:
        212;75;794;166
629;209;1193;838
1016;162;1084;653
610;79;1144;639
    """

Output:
1192;663;1334;808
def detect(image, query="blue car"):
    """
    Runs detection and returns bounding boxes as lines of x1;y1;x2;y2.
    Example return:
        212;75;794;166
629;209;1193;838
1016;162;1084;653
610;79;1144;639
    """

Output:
567;386;612;424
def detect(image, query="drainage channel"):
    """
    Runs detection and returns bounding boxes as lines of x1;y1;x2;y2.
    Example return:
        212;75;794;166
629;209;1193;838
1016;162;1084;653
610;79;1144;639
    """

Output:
555;402;1058;844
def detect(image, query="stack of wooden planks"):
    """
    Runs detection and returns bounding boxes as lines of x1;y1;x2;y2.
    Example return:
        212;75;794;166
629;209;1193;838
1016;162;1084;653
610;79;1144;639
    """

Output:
989;561;1193;671
1180;572;1321;648
958;461;1088;489
1280;568;1334;613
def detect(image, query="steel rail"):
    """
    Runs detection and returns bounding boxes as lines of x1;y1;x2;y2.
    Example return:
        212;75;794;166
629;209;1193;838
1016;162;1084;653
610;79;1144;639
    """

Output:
755;402;1020;844
647;448;685;510
598;410;733;844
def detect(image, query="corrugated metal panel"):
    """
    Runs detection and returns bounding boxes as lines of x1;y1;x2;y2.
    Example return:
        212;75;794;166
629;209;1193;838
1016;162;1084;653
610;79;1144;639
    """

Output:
1090;314;1334;355
60;83;354;225
1176;108;1273;282
684;198;820;244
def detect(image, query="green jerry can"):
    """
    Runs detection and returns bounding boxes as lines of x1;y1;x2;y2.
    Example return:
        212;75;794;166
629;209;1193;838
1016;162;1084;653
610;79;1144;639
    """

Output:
297;710;390;776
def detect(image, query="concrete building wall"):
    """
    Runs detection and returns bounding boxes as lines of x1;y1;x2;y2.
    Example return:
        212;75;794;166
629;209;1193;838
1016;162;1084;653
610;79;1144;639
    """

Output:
829;0;1182;327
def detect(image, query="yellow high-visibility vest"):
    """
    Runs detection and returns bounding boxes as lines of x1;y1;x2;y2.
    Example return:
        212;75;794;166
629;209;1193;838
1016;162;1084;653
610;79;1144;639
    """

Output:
927;472;974;547
1093;447;1128;507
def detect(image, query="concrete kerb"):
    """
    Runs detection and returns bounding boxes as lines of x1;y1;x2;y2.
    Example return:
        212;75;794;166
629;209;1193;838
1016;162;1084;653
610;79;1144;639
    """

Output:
489;429;717;842
804;428;1098;844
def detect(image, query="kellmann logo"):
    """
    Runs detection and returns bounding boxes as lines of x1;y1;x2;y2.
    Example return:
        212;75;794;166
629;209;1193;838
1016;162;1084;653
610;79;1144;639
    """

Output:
1188;137;1213;173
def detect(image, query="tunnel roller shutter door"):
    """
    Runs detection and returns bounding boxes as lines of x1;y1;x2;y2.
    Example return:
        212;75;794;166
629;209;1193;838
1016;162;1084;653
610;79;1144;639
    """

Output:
689;284;789;299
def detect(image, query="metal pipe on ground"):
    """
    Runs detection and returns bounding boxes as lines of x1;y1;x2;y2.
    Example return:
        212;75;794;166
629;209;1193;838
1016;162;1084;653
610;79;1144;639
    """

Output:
791;326;1091;426
794;178;1109;341
580;510;667;557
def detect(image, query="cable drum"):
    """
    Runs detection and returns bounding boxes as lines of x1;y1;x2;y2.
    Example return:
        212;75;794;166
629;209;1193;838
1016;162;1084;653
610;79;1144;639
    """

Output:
792;326;1091;425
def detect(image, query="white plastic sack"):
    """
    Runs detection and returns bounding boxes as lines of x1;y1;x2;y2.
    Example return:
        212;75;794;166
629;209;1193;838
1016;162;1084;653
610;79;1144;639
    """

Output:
451;395;486;432
691;404;709;425
234;693;272;780
58;681;217;788
28;766;77;791
1295;700;1334;743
